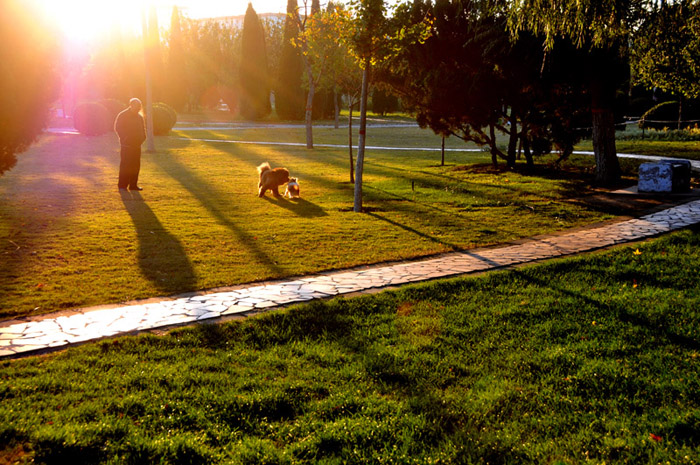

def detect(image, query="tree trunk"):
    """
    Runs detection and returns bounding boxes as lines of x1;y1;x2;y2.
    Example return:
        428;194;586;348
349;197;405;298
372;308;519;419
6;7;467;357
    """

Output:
334;89;340;129
489;123;498;167
304;75;314;149
591;108;620;184
298;23;315;149
589;49;621;185
441;136;445;166
348;100;354;183
353;63;370;213
523;136;534;167
678;95;683;130
506;110;518;169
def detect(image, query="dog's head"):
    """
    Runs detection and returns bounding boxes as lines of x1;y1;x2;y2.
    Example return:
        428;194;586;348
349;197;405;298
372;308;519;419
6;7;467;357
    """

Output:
288;177;298;184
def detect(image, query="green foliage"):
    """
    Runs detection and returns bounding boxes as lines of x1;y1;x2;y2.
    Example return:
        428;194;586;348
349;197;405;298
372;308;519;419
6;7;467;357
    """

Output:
0;0;58;175
503;0;644;49
378;0;593;168
639;101;679;129
152;102;178;135
240;4;271;120
371;87;400;115
275;0;305;120
618;126;700;142
632;1;700;101
1;228;699;463
73;102;112;136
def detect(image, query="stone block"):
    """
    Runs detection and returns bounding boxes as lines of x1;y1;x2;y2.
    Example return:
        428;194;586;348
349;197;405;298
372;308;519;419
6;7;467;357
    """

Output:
661;159;691;193
638;162;672;193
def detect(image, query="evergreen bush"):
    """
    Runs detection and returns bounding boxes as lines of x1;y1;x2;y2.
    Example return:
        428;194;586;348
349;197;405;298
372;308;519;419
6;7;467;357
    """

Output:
372;88;399;116
98;99;127;123
152;102;178;135
73;102;112;135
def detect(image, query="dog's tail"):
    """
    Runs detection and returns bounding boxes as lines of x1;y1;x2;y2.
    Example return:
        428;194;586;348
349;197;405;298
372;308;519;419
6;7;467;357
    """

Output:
257;162;271;178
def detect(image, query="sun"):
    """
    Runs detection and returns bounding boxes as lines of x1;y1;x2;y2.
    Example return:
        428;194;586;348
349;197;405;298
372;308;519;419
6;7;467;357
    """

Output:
30;0;144;44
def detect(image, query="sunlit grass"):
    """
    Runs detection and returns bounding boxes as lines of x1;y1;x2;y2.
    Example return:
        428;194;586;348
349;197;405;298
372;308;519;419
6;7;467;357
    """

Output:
0;126;624;319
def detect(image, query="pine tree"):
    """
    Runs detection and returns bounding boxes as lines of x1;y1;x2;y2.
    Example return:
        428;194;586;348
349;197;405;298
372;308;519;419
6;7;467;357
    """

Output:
165;7;188;112
276;0;305;120
240;3;271;120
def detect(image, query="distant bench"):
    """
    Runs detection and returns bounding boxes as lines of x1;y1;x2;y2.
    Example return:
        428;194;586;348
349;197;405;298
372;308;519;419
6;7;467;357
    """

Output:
638;159;692;193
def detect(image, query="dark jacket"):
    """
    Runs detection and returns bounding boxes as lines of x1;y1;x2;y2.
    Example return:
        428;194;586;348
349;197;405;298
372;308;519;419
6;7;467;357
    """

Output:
114;109;146;148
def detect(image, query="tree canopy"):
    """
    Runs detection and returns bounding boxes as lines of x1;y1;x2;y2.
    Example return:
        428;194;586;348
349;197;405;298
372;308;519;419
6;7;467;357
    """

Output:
377;0;594;169
0;0;58;175
632;0;700;126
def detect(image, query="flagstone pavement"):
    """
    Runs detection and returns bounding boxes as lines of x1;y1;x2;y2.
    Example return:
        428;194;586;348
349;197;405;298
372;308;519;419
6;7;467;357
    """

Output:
2;198;700;359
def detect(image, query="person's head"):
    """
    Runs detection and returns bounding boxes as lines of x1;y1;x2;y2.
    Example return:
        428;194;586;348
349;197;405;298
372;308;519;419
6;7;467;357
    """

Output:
129;98;142;113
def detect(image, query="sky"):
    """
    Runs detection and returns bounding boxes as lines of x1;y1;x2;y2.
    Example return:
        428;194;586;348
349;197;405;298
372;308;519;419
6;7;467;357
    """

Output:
173;0;289;18
30;0;290;44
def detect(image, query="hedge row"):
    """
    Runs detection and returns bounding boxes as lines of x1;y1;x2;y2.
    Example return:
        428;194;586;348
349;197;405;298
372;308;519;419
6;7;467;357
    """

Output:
73;100;177;136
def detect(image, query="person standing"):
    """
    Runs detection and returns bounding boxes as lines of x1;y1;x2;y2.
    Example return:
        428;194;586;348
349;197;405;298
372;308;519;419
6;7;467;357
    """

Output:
114;98;146;191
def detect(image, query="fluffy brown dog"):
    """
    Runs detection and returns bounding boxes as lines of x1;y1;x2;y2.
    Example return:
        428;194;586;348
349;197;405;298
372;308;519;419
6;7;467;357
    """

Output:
257;162;290;197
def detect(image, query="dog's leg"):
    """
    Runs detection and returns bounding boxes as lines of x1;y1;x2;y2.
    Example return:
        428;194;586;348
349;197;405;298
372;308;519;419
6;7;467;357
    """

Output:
272;185;280;197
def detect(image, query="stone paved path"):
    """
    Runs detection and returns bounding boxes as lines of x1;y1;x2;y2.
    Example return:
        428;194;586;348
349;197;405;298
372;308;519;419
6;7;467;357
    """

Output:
2;199;700;359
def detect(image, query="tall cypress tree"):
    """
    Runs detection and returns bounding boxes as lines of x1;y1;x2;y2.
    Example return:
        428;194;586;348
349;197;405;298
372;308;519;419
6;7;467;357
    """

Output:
165;6;188;112
147;7;166;102
240;3;271;120
276;0;305;120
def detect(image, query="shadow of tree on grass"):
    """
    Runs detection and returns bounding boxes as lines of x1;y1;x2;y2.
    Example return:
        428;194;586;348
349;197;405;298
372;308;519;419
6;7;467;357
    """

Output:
150;152;285;275
261;196;328;218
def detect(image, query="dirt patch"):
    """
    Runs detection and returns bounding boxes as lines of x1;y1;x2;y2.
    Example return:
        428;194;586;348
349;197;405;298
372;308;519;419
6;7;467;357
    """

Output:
0;444;30;465
566;189;700;216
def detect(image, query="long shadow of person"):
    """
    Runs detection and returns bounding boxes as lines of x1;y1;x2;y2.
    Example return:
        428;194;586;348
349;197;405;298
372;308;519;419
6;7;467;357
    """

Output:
120;191;197;294
261;196;328;218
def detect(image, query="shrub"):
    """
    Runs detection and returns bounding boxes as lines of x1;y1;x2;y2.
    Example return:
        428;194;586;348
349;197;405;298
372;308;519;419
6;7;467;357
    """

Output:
618;127;700;141
98;99;126;124
151;102;177;135
372;88;400;116
73;102;112;135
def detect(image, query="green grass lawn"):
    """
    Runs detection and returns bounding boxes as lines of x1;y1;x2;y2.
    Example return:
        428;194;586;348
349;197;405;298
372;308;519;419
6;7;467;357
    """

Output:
1;227;698;464
0;124;623;319
576;126;700;161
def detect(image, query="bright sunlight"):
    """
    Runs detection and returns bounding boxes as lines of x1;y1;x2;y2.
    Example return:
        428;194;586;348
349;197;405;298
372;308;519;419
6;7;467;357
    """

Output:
30;0;289;44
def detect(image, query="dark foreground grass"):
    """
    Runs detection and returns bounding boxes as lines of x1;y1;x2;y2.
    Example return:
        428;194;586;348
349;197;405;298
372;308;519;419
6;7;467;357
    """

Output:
1;227;699;464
